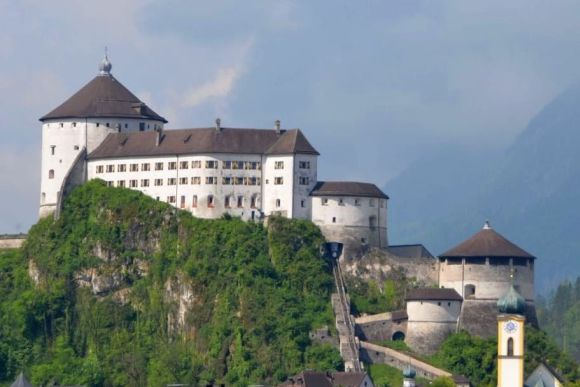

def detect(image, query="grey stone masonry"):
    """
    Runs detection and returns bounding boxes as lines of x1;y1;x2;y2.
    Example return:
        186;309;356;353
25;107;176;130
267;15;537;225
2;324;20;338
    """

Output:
0;234;26;249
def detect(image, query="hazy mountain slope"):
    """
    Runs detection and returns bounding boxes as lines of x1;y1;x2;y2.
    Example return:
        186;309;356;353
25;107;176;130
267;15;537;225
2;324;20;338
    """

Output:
385;85;580;293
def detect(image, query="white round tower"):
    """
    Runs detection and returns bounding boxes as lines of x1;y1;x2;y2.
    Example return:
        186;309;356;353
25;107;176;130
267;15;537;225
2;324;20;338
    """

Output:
39;54;167;217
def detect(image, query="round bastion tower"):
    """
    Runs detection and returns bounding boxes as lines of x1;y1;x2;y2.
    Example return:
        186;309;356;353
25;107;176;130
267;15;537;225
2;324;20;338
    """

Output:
438;221;537;337
39;54;167;217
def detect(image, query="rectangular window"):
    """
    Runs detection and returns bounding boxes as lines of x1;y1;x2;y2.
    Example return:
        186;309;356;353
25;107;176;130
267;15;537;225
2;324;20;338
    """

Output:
50;145;56;155
141;163;150;171
167;196;176;204
222;177;232;185
251;195;258;208
207;195;215;208
338;198;345;206
168;178;177;185
205;176;217;184
246;177;257;186
106;165;115;173
168;162;177;170
299;176;309;185
232;161;242;170
354;199;361;206
369;199;376;207
225;196;232;208
274;161;284;169
130;163;139;172
180;195;186;209
322;198;329;206
117;180;125;188
129;180;138;188
192;195;198;208
301;199;305;208
299;161;310;169
191;160;201;168
179;177;188;185
274;177;284;185
191;176;201;185
237;196;243;208
155;162;164;171
96;165;104;174
106;181;114;187
117;164;127;172
141;179;150;187
179;161;189;169
234;177;244;185
139;122;145;131
205;160;217;169
154;179;163;186
223;160;232;169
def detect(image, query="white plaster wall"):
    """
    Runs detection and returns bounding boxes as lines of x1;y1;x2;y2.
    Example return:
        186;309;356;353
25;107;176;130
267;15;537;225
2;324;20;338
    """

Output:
262;155;295;217
88;153;264;220
311;195;388;249
40;117;164;217
439;258;534;301
292;154;318;220
406;300;461;322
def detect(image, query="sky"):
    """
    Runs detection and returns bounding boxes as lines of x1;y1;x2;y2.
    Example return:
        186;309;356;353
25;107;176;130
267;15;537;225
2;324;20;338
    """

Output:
2;0;580;233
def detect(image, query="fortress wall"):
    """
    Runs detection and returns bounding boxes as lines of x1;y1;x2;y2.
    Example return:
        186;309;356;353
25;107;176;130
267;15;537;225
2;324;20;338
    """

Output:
439;258;534;300
0;236;26;249
354;313;407;342
458;300;538;338
317;224;387;258
405;321;457;355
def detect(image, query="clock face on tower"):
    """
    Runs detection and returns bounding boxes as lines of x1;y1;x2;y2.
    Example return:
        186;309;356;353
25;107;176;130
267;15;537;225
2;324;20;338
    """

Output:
504;320;518;334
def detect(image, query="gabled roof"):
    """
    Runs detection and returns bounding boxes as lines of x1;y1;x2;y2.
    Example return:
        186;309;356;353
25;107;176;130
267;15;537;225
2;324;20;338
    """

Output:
265;129;319;155
87;128;317;159
389;244;434;259
40;74;167;123
440;221;534;259
310;181;389;199
331;372;368;386
406;288;463;301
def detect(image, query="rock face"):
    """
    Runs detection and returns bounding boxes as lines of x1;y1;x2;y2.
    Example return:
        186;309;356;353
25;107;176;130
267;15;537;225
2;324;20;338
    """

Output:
165;273;197;335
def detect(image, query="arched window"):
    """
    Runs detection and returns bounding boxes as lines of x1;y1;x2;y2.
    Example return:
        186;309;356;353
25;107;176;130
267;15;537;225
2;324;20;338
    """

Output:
48;169;55;179
507;337;514;356
392;331;405;341
465;284;476;298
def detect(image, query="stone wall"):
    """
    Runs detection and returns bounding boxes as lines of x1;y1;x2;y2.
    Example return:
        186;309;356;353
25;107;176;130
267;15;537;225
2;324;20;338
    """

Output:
359;341;451;380
354;312;407;342
405;321;457;355
0;235;26;249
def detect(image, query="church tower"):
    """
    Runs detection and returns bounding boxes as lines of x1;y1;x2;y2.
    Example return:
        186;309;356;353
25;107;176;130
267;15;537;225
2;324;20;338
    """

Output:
497;284;526;387
38;53;167;217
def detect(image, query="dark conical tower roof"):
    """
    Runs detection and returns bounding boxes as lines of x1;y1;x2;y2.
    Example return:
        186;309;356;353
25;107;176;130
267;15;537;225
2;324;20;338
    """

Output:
40;57;167;123
440;221;534;258
497;285;526;314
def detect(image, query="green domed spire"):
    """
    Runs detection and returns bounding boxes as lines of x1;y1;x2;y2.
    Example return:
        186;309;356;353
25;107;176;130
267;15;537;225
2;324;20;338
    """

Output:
497;285;526;314
403;365;416;378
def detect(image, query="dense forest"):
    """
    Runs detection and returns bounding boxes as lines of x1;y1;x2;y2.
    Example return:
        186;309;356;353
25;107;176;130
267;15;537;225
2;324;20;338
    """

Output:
537;277;580;362
0;180;341;386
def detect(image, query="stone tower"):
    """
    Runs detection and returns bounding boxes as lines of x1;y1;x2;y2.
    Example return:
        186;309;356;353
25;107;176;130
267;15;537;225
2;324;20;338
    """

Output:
38;54;167;217
438;221;537;337
497;285;526;387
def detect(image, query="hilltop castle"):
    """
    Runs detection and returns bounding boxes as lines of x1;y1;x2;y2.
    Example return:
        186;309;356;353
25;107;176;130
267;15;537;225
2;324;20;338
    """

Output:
38;55;537;357
39;55;388;252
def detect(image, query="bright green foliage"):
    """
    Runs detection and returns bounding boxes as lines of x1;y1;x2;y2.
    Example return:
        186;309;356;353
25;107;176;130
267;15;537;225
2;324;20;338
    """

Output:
430;376;455;387
366;363;403;387
430;328;579;386
0;180;340;386
429;330;497;387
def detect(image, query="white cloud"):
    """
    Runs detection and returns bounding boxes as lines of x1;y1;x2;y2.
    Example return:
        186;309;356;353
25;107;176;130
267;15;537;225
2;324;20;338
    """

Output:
183;65;244;108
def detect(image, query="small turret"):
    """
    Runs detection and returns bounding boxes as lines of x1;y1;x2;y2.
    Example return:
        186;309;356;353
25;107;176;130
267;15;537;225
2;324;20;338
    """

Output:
497;285;526;315
98;48;112;76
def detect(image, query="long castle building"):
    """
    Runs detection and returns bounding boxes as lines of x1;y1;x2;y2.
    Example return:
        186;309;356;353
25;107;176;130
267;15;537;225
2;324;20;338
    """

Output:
39;56;388;251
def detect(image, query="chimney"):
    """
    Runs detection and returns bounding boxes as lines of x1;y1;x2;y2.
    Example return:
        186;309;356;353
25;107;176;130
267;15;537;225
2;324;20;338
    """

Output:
155;128;162;147
215;118;221;132
275;119;281;133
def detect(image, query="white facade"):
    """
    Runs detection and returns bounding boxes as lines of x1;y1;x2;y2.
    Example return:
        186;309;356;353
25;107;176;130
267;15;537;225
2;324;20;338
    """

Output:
497;315;525;387
40;117;164;217
406;300;462;323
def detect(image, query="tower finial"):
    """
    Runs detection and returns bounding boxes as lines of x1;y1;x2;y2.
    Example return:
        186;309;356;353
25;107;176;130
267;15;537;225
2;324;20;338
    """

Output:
483;220;491;230
99;47;112;76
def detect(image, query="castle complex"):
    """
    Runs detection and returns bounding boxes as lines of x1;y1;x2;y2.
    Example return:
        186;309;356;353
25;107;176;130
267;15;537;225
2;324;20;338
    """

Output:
38;56;537;364
39;55;387;251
